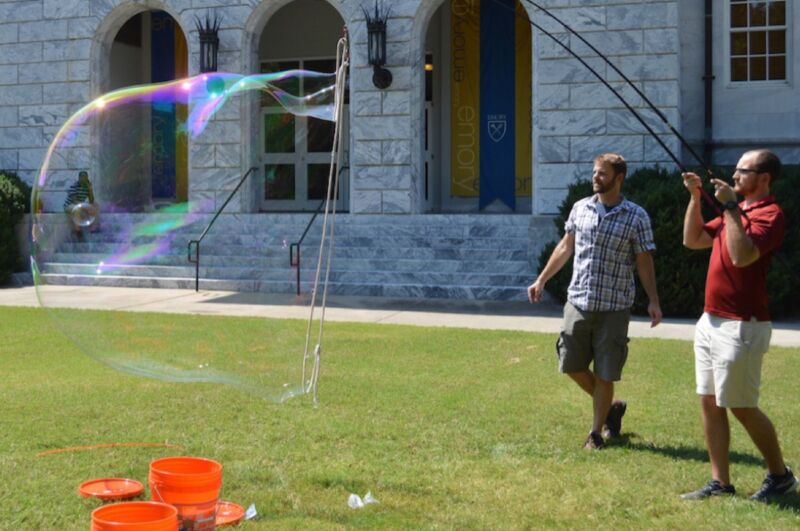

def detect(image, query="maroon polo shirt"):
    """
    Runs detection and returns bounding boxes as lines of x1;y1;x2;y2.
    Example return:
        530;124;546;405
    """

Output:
703;196;785;321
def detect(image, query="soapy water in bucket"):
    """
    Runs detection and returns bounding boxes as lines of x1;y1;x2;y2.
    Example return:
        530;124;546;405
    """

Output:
32;71;338;401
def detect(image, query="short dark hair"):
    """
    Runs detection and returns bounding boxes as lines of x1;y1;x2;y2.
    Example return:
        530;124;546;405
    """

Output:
751;149;781;185
78;170;88;178
594;153;627;178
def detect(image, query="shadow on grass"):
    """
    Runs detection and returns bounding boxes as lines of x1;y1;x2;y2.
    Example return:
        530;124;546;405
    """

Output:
204;292;565;318
766;495;800;513
608;434;800;513
608;433;763;466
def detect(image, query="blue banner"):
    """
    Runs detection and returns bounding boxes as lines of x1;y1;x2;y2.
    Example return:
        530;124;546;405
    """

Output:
479;0;516;210
151;11;177;200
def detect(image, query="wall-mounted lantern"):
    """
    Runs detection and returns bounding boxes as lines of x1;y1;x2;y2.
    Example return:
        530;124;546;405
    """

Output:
362;1;392;89
195;14;221;73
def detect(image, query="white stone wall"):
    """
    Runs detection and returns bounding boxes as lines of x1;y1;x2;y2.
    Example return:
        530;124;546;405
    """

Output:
0;0;700;217
531;0;681;214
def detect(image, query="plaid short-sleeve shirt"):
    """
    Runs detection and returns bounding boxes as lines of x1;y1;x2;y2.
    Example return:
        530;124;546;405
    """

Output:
565;195;656;312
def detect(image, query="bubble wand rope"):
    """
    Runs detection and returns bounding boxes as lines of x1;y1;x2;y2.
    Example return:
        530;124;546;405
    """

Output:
485;0;722;215
302;30;349;405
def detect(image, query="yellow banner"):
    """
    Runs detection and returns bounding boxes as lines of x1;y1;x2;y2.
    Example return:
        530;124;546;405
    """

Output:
515;2;532;197
175;23;189;203
450;0;480;197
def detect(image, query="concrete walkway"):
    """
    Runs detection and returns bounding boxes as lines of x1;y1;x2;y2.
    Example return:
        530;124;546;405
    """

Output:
1;285;798;347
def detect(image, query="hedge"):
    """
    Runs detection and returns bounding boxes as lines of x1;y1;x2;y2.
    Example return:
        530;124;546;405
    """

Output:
0;171;31;285
537;165;800;320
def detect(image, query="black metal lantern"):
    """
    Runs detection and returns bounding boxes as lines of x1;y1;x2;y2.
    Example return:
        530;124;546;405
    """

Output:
195;14;221;73
362;1;392;89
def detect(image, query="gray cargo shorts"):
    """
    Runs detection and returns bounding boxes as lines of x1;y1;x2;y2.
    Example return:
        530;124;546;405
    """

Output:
556;301;631;382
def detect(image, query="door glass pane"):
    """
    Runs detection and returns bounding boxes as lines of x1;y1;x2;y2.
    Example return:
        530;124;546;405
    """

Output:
305;59;348;104
307;164;338;200
307;116;334;153
265;164;295;200
260;60;300;107
264;113;295;153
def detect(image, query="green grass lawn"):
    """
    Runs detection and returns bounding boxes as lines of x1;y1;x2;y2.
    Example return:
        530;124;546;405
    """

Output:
1;305;799;529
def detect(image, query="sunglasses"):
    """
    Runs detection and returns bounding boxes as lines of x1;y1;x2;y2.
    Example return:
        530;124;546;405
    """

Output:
734;167;761;175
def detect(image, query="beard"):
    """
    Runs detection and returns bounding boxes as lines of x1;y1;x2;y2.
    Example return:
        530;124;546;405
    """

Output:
593;179;614;194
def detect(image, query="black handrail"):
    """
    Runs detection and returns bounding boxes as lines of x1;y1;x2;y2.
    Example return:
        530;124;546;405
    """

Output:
289;165;348;295
188;166;258;291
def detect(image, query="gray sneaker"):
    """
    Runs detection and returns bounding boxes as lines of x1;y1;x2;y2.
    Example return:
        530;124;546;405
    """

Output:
749;467;799;503
680;480;736;500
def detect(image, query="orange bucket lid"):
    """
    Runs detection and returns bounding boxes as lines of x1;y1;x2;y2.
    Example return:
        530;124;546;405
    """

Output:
79;478;145;500
216;501;245;527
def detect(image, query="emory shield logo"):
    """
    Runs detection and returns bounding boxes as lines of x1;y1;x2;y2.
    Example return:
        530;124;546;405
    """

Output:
487;118;507;143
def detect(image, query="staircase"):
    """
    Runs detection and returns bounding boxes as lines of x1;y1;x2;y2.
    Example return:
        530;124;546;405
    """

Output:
36;213;557;301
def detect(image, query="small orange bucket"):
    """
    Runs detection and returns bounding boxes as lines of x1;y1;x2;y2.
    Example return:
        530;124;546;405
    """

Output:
91;501;178;530
149;457;222;531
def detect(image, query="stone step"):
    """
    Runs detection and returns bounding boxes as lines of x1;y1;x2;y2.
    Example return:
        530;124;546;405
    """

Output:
37;274;528;301
48;253;531;272
55;235;531;256
40;263;532;287
36;213;552;302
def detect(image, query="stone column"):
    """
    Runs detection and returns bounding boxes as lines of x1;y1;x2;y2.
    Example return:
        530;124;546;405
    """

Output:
349;2;416;214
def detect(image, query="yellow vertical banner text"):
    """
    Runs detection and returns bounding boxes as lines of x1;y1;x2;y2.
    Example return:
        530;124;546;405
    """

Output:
450;0;480;197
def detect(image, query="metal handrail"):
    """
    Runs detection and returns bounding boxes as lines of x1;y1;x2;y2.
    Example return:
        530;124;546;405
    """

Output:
188;166;258;291
289;165;348;295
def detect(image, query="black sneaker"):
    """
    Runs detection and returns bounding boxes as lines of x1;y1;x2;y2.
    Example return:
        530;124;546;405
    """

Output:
749;467;799;503
583;431;605;450
680;480;736;500
603;400;627;438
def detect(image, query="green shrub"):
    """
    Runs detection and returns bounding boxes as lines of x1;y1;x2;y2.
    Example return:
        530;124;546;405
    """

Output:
766;166;800;319
0;170;32;285
537;165;800;319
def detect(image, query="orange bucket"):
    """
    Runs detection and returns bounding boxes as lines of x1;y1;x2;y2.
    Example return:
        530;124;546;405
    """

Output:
91;501;178;530
149;457;222;531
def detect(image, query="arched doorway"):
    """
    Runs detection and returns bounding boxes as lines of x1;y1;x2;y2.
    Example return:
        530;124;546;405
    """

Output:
423;0;532;213
104;10;188;209
256;0;348;212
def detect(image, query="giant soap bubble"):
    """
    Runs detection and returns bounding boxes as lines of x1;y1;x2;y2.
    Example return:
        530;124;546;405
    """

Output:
32;71;340;401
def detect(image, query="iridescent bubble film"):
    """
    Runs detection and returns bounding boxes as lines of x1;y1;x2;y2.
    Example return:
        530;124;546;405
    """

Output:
32;71;338;401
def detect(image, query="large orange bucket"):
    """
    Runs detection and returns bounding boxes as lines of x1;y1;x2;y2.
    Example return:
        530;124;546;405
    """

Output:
149;457;222;531
91;501;178;530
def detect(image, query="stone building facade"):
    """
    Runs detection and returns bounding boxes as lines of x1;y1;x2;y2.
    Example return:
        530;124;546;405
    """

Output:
0;0;797;215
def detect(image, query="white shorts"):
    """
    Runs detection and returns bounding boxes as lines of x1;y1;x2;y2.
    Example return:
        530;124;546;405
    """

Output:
694;312;771;408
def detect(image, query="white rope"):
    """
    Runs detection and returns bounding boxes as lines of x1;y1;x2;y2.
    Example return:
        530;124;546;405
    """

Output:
302;31;349;405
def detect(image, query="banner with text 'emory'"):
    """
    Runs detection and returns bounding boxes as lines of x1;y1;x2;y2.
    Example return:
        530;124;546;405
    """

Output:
450;0;531;209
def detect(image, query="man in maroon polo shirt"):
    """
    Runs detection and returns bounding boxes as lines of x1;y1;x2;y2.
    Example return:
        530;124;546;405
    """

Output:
680;149;796;503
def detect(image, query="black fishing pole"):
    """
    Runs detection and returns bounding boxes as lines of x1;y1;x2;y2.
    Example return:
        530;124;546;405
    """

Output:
484;0;722;213
519;0;712;174
487;0;798;286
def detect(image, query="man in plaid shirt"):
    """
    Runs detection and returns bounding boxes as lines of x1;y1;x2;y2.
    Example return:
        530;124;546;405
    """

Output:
528;153;662;450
